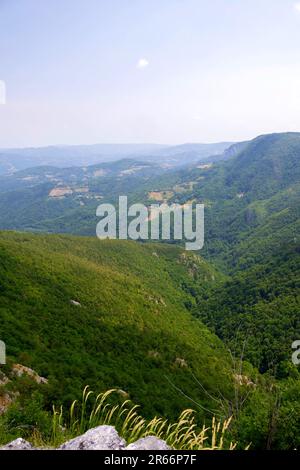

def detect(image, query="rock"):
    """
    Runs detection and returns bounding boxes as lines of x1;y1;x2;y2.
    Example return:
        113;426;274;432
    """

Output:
11;364;48;385
1;438;34;450
0;372;9;387
126;436;170;450
1;428;169;451
59;425;126;450
174;357;188;368
148;350;160;359
0;393;14;415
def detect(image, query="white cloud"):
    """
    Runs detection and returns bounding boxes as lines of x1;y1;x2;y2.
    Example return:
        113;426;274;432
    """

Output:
137;58;149;69
294;2;300;12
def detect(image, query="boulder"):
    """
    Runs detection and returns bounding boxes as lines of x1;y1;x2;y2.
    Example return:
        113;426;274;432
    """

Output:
0;428;170;451
126;436;170;450
1;438;34;450
59;425;126;450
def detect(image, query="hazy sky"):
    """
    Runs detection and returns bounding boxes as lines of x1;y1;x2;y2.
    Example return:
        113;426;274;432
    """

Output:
1;0;300;147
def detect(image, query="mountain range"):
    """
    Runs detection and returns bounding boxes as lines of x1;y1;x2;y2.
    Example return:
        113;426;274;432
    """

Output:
0;142;234;176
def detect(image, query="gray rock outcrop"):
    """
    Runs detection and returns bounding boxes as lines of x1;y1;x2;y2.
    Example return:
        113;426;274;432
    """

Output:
1;426;170;450
58;425;126;450
126;436;170;450
1;438;34;450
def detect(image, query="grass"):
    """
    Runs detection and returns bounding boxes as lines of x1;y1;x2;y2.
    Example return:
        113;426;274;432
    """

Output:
46;386;238;450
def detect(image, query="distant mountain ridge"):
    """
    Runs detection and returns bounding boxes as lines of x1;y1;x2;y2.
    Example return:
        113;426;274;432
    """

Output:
0;141;234;175
0;132;298;239
0;144;167;175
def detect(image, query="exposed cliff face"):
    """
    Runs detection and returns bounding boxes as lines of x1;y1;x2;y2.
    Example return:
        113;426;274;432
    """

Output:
220;141;249;161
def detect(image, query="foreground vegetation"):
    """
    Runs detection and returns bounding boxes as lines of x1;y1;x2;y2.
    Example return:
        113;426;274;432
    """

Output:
1;386;239;450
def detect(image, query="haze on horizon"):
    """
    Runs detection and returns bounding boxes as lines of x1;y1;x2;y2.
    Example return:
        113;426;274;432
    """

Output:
1;0;300;148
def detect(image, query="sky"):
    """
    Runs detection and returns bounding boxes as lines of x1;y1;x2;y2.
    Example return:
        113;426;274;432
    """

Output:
1;0;300;147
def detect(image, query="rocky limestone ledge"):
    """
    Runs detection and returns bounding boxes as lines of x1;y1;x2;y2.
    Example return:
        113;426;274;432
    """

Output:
0;426;170;451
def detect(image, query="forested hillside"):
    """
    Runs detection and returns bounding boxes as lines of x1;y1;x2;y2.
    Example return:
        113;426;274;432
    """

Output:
0;232;231;418
0;133;299;449
149;133;300;380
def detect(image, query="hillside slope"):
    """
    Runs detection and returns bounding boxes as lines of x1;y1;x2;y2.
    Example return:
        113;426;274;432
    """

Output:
0;231;232;419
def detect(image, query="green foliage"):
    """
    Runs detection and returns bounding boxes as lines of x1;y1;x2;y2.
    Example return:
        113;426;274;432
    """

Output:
0;132;299;449
0;231;232;422
0;391;52;445
194;243;300;374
